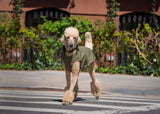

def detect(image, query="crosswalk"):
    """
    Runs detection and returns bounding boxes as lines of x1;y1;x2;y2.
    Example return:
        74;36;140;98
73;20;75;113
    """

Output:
0;89;160;114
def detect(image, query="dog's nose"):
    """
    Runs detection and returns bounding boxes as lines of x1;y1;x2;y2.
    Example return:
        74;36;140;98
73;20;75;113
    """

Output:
70;44;73;47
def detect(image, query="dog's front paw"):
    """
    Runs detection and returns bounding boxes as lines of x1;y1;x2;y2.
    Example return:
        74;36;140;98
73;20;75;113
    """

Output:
63;91;74;105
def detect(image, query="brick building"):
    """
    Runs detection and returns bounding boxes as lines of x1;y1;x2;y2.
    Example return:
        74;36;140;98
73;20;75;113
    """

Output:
0;0;160;66
1;0;159;29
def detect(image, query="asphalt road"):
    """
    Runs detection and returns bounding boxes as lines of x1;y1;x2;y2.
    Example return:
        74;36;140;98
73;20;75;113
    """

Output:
0;90;160;114
0;70;160;96
0;70;160;113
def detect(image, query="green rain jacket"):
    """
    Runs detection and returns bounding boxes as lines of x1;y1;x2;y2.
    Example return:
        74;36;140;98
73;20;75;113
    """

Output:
62;46;95;72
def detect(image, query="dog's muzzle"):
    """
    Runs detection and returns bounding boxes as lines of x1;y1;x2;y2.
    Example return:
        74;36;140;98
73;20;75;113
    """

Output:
69;44;73;48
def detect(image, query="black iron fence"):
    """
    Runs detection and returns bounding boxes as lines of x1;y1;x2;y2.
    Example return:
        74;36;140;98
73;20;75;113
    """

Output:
0;31;160;73
0;32;62;68
22;34;62;65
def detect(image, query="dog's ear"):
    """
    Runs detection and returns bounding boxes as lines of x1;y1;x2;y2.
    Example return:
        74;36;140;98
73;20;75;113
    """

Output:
61;35;65;44
78;36;81;44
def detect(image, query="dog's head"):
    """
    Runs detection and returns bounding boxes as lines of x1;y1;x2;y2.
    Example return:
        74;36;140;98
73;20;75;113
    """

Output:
61;27;81;51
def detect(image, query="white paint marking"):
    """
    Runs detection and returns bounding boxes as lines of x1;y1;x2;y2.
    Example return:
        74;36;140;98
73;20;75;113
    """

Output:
0;100;160;112
0;106;75;113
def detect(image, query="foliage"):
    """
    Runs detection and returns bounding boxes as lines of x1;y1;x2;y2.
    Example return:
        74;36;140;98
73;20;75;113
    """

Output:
117;23;160;76
0;0;24;62
20;28;56;70
0;13;159;76
93;18;118;67
0;62;16;70
107;0;120;22
41;16;92;45
9;0;24;33
17;16;93;70
96;62;159;76
0;60;63;70
94;0;120;67
0;15;92;70
151;0;159;30
0;13;20;37
9;0;24;17
0;13;21;62
0;14;118;71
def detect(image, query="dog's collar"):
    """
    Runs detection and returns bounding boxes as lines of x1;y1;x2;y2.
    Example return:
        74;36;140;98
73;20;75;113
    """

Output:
63;46;78;54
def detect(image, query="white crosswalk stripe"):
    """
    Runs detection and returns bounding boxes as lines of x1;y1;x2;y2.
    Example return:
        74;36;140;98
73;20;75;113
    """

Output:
0;90;160;114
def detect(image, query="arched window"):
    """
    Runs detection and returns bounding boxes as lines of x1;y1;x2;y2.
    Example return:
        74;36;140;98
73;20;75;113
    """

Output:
25;8;70;27
119;12;160;30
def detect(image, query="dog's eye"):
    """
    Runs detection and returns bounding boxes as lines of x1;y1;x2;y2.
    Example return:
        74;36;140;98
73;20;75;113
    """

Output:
73;37;77;40
66;36;70;39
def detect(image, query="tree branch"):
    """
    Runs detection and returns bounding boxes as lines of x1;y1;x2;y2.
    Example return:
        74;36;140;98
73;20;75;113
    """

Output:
132;40;153;65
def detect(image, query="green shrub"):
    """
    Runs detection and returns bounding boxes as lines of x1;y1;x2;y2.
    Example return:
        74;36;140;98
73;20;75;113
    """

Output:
0;13;159;76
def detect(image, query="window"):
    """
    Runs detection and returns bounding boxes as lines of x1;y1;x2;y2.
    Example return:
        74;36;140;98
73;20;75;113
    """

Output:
25;8;70;27
119;12;160;30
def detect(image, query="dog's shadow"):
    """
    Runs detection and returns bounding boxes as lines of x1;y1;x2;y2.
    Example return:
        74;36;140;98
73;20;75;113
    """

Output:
53;97;86;103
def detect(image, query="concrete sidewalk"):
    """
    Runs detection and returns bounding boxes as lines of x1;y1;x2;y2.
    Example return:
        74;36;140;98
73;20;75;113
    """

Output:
0;70;160;96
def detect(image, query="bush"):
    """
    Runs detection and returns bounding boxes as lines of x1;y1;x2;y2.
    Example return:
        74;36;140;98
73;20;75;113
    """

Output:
0;14;159;76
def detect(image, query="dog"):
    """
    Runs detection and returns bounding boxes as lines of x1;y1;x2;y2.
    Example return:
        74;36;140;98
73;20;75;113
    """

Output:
61;27;101;105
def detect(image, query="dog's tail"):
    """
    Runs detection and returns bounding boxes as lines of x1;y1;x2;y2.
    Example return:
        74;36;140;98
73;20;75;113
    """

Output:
85;32;93;50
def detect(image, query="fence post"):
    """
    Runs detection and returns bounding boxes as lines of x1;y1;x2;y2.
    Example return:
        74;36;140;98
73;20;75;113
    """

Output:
32;37;35;69
21;33;24;63
121;43;123;66
15;44;17;65
27;37;29;63
10;43;12;64
54;36;58;61
0;38;2;63
137;49;140;68
116;37;119;67
4;37;7;63
98;41;101;71
126;42;129;66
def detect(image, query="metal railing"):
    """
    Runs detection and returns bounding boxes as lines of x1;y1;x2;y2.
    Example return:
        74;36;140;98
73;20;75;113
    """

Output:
0;32;159;70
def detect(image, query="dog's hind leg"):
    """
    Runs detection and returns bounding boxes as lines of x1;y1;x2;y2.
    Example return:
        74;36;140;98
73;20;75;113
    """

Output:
89;65;101;99
63;61;80;105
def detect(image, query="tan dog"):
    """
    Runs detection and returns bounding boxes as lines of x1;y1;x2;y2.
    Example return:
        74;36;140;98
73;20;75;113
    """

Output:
61;27;101;105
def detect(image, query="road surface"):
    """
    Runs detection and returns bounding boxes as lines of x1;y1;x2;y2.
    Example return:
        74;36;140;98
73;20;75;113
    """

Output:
0;89;160;114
